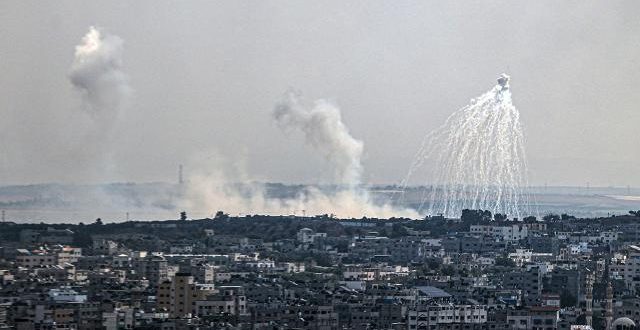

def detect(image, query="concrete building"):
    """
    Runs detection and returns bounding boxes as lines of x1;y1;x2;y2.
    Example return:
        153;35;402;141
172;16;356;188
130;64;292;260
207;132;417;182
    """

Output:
506;306;560;330
503;266;542;304
407;304;488;329
15;249;57;268
92;238;119;255
297;228;327;244
133;255;169;286
156;273;215;317
610;245;640;295
195;286;247;317
470;224;528;241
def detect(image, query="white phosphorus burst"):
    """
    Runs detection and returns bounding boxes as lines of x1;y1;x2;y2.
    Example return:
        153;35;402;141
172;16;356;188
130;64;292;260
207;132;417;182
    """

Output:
401;74;533;219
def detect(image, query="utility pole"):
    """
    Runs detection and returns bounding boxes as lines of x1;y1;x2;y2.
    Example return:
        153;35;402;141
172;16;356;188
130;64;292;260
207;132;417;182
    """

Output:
1;210;5;222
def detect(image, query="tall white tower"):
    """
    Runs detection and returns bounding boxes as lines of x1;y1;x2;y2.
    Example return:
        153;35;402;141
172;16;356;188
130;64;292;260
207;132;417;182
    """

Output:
585;273;593;327
605;281;613;330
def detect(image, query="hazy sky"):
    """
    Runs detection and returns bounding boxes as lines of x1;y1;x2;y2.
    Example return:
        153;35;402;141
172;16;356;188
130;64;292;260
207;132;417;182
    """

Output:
1;1;639;187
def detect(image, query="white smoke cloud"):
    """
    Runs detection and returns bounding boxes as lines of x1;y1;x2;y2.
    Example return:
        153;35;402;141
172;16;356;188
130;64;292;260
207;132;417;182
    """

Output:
181;93;419;220
273;91;364;186
66;26;132;181
183;164;419;219
69;26;131;120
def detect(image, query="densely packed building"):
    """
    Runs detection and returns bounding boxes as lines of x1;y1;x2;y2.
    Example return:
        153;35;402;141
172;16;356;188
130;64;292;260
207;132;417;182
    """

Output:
1;211;640;329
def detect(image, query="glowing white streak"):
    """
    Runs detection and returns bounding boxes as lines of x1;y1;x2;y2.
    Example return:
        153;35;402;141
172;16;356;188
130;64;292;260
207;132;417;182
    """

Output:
401;74;533;219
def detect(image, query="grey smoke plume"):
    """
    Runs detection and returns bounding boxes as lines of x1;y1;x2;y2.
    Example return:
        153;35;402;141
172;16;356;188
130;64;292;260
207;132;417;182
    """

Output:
182;151;420;219
66;26;131;181
182;94;419;219
69;26;130;119
273;91;364;186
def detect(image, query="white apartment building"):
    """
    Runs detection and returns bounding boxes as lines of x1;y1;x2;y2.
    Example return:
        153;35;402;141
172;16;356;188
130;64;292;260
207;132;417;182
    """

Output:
408;304;487;329
470;224;528;241
610;245;640;294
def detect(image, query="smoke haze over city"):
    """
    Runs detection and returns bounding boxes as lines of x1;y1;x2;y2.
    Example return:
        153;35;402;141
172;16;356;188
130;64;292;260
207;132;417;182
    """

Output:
3;4;640;330
1;1;639;190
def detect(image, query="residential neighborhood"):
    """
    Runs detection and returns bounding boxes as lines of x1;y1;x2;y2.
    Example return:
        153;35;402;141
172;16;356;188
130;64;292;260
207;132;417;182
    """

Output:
1;211;640;329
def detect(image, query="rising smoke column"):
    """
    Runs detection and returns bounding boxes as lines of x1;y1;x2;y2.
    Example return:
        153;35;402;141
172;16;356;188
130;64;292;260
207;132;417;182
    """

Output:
273;91;364;186
67;26;131;181
69;26;130;121
183;92;419;219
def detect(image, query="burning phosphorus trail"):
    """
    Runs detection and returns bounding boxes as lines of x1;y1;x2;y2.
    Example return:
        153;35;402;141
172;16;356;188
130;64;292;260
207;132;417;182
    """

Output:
399;74;533;219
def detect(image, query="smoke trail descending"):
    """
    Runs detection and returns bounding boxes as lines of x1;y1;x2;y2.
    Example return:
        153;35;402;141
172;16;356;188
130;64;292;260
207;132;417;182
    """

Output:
273;91;363;186
69;26;131;121
398;74;534;219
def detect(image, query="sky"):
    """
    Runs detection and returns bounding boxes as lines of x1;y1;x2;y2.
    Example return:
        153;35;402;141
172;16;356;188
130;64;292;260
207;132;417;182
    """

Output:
1;1;639;188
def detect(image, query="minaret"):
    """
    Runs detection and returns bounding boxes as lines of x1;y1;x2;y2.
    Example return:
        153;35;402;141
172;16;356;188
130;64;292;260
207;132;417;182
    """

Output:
585;273;593;327
605;281;613;330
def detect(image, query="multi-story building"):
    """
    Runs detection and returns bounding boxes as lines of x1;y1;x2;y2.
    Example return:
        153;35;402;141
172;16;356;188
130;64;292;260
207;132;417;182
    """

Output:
19;228;75;245
443;235;507;254
470;224;528;242
545;268;583;301
195;286;247;317
133;255;169;286
610;245;640;294
297;228;328;244
92;239;119;255
506;306;559;330
15;249;58;268
407;303;488;329
156;272;215;317
503;266;542;304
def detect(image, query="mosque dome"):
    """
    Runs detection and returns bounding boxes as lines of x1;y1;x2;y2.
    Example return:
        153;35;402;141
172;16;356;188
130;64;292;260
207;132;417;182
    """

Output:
612;317;636;330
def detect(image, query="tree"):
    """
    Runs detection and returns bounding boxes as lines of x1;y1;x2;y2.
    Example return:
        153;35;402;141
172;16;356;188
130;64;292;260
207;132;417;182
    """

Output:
426;258;441;271
214;211;229;220
441;265;455;276
390;223;408;237
542;213;560;222
495;256;516;267
180;211;187;221
560;290;577;307
494;213;508;221
461;209;493;223
93;218;103;225
461;209;476;222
